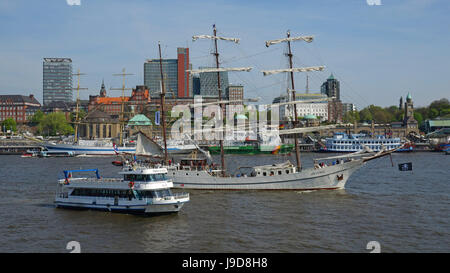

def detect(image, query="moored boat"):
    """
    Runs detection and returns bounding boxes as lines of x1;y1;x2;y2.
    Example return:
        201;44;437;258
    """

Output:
320;132;401;153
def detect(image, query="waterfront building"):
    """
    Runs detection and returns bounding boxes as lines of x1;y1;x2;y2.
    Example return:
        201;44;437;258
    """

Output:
0;94;41;123
424;119;450;133
273;93;328;121
88;84;150;117
177;48;192;98
77;109;121;139
226;85;244;105
144;48;192;98
403;92;418;129
144;59;178;98
192;75;201;96
321;73;340;101
342;103;356;115
43;58;73;105
199;67;229;98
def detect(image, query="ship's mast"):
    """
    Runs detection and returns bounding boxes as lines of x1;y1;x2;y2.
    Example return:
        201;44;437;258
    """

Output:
111;68;133;146
72;69;87;143
158;42;169;165
212;25;226;176
262;31;325;171
286;31;302;170
191;25;252;176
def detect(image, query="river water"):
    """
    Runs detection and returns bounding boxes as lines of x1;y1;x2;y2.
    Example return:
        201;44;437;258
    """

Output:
0;152;448;253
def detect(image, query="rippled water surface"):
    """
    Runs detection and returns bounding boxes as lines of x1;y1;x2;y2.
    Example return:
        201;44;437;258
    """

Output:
0;152;448;252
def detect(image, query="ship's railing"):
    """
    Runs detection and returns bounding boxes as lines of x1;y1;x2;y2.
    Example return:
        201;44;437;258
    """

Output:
172;192;189;200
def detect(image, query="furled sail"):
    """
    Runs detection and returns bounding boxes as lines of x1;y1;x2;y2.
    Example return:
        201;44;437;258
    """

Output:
278;125;336;135
271;98;330;107
188;67;252;74
135;132;163;156
192;35;240;44
262;66;325;76
265;35;314;47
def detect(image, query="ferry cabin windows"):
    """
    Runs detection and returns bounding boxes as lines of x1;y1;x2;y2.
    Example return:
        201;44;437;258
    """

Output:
70;188;173;200
135;189;172;199
71;188;134;199
124;173;166;181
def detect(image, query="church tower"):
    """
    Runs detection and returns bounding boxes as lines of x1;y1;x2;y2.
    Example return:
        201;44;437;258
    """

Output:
99;79;107;97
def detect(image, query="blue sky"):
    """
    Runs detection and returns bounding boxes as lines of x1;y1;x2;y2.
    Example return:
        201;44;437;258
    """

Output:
0;0;449;109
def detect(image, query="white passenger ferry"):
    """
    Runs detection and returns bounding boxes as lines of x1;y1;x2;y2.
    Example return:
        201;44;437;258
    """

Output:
55;166;189;215
321;133;401;153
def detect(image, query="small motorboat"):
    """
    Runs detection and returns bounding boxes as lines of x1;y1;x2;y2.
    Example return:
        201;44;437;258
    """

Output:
112;160;123;166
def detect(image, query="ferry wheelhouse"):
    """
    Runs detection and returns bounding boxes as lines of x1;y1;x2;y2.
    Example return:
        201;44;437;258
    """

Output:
322;133;401;153
55;166;189;215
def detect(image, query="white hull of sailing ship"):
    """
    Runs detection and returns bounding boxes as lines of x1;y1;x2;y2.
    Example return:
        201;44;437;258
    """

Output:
168;159;363;190
44;141;136;155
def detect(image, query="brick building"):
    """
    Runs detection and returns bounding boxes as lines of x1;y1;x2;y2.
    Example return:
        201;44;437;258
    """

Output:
0;94;41;123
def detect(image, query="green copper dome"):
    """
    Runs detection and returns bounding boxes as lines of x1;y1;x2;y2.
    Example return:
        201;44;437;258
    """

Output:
303;114;317;119
406;93;412;100
327;73;335;80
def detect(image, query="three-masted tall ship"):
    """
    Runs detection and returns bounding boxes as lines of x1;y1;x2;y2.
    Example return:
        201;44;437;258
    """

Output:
134;26;399;190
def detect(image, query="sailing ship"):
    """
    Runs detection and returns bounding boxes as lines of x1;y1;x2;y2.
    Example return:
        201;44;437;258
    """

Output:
43;69;137;156
131;26;400;190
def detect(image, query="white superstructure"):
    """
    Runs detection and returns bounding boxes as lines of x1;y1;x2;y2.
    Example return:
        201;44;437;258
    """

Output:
55;166;189;215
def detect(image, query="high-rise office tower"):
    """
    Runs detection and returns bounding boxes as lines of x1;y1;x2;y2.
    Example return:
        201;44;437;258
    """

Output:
43;58;73;105
144;58;178;98
320;73;340;101
177;48;192;98
144;47;192;98
199;67;229;98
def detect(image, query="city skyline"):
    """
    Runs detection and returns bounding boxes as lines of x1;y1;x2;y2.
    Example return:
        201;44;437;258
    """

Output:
0;0;449;109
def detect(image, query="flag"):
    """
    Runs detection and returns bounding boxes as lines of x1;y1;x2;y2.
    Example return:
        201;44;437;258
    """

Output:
113;142;119;155
398;162;412;171
155;111;160;125
271;145;281;155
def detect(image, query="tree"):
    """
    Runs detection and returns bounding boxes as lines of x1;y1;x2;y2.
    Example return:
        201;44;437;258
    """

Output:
1;118;17;133
37;112;74;136
359;107;373;122
70;109;87;123
343;110;360;123
29;110;45;124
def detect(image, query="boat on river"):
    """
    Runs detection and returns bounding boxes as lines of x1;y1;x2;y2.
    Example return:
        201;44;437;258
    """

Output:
320;132;402;153
54;166;189;215
125;27;400;191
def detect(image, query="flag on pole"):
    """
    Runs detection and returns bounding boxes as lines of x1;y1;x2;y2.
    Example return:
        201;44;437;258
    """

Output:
113;142;119;155
398;162;412;171
155;111;160;125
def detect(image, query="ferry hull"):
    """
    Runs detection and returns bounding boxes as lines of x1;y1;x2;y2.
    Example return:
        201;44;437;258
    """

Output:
169;159;363;190
44;143;136;155
54;199;187;215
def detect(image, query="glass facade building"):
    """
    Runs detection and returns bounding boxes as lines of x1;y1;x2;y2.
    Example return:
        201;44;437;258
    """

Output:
199;67;229;98
144;59;178;98
43;58;73;106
